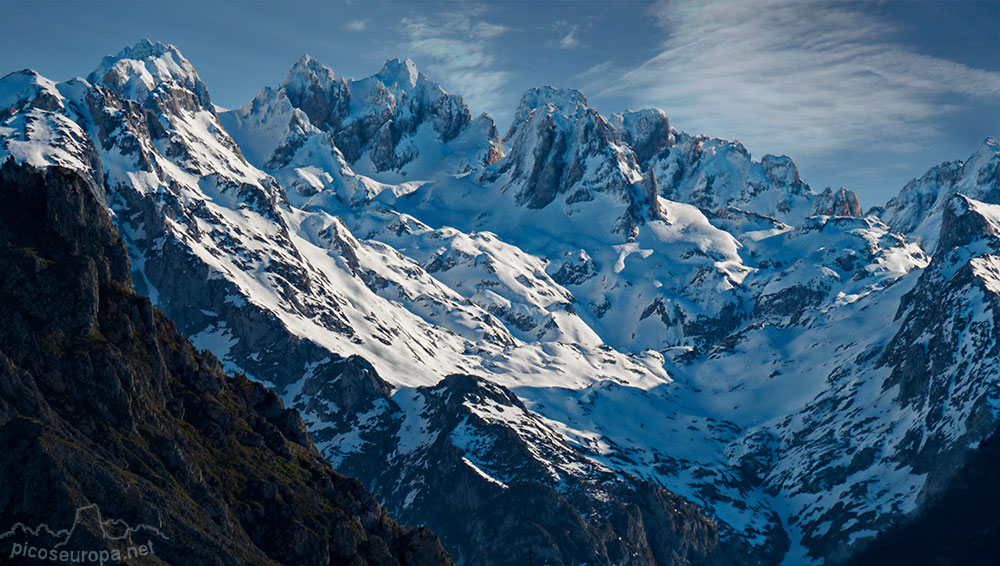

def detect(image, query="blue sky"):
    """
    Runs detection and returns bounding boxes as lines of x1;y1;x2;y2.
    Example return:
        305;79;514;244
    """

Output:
0;0;997;206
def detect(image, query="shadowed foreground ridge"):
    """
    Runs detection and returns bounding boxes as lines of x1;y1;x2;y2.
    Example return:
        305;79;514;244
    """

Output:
846;424;1000;565
0;159;451;565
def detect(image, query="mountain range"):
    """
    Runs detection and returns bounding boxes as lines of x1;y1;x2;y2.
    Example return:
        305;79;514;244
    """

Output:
2;39;998;565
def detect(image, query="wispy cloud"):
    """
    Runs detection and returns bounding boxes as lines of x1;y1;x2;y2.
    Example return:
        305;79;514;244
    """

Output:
547;20;584;50
397;9;513;121
594;0;1000;156
343;19;370;32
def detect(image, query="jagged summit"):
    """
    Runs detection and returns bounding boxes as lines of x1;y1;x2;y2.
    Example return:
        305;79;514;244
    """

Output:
510;86;588;132
223;53;487;176
0;68;65;111
973;135;1000;158
759;154;803;187
376;57;420;90
276;54;349;132
111;38;173;60
610;108;672;163
87;38;210;107
937;193;1000;253
281;53;339;90
880;137;1000;249
814;186;863;216
489;83;651;217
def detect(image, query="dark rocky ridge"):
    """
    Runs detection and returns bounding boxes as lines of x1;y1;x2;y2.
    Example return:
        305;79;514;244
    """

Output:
813;187;863;217
845;424;1000;565
0;160;451;566
303;371;781;566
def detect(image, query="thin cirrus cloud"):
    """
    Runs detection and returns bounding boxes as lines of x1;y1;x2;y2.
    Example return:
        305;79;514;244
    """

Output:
343;19;371;32
397;11;513;122
546;21;584;50
594;0;1000;157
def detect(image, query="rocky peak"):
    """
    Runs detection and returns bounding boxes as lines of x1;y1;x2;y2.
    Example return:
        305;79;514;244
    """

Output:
0;159;452;565
87;39;212;110
355;59;471;143
282;54;337;90
760;154;806;190
278;54;350;130
936;193;1000;254
0;69;66;114
966;137;1000;198
648;135;826;224
508;86;588;137
222;56;494;182
880;138;1000;250
813;186;863;217
489;86;658;225
970;136;1000;165
114;38;173;60
610;108;672;164
376;57;421;91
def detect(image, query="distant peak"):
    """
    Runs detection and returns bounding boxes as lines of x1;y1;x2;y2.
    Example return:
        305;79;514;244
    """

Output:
290;53;324;72
0;69;64;111
619;107;668;120
761;154;801;184
92;39;191;73
87;39;208;106
282;54;336;90
376;58;420;89
113;39;176;62
938;193;1000;252
4;69;42;80
969;136;1000;162
814;186;862;217
0;69;58;90
512;86;588;126
611;108;672;162
519;86;587;111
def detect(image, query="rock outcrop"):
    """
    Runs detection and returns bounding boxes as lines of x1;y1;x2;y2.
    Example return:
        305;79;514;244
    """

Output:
0;160;451;566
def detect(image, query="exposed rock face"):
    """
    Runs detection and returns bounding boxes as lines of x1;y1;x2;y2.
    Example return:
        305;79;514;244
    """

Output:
880;137;1000;249
753;192;1000;562
223;56;499;177
88;39;213;111
844;425;1000;566
878;194;1000;431
813;187;863;217
0;160;451;566
648;133;827;224
611;108;673;165
280;55;352;132
484;86;658;228
291;371;767;566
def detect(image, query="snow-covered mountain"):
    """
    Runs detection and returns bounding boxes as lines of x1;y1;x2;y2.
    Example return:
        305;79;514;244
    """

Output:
3;40;999;565
878;137;1000;251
